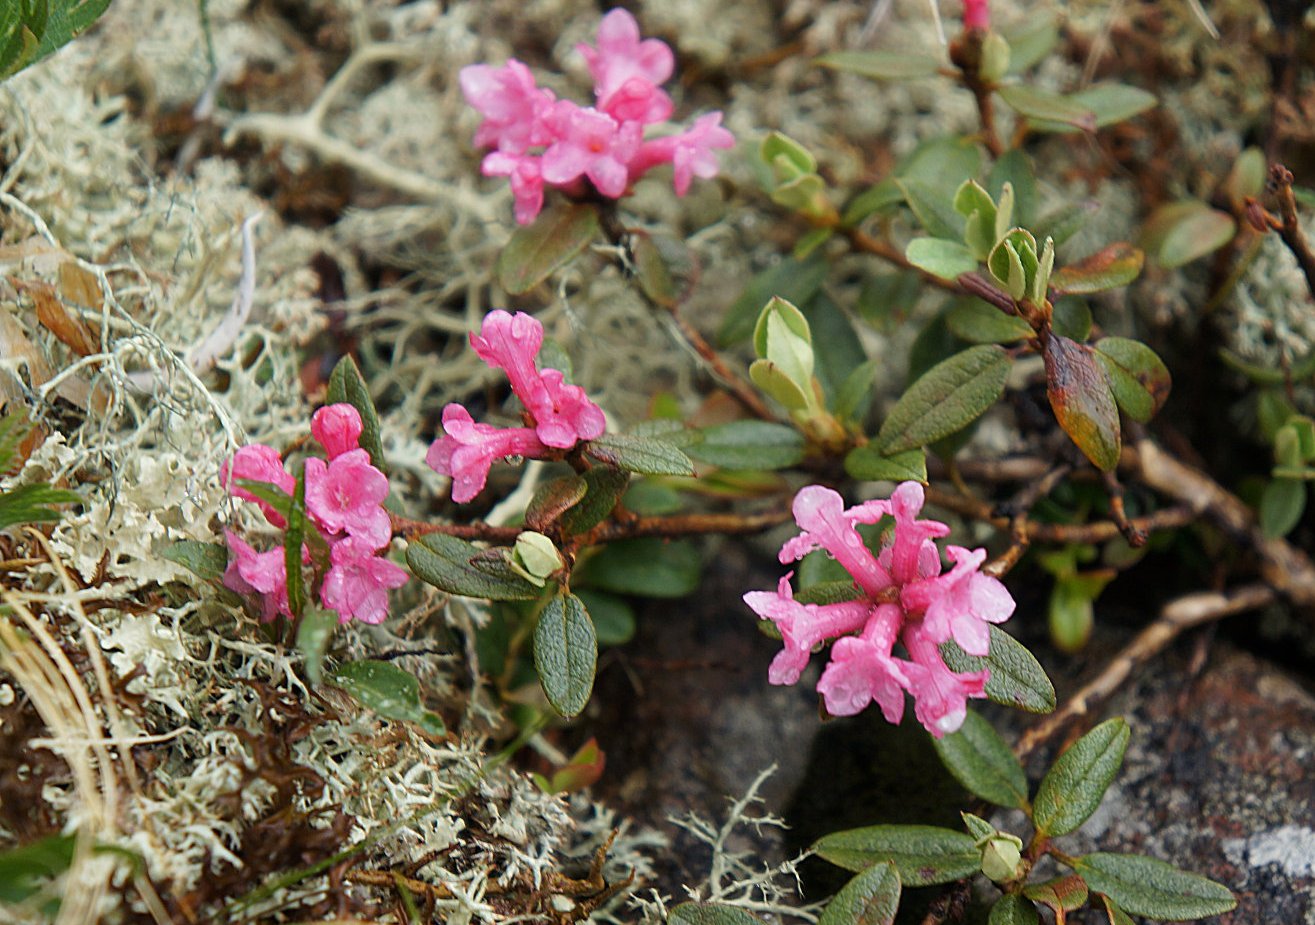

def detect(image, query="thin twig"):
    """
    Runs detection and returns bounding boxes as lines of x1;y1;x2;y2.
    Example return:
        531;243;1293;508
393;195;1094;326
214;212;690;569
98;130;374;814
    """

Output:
393;507;790;547
1269;164;1315;300
1015;583;1275;758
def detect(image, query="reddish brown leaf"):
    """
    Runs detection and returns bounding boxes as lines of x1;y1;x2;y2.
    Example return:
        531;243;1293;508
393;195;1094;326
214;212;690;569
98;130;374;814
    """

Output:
24;279;99;357
1050;242;1144;294
1044;331;1121;471
56;260;103;311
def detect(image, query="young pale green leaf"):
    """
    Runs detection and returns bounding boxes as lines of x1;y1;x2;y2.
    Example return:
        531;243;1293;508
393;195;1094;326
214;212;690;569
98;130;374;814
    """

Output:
941;625;1056;713
0;483;81;530
719;257;828;346
1050;243;1144;295
988;150;1038;226
668;902;765;925
1140;201;1236;269
906;238;980;281
931;709;1029;808
575;537;701;598
1023;875;1089;913
988;228;1038;301
1093;337;1171;423
1044;332;1122;471
574;588;636;646
896;178;964;241
1074;853;1236;919
996;85;1096;131
585;433;695;476
331;659;446;736
407;533;540;601
988;894;1041;925
816;50;942;80
795;226;834;259
558;466;629;536
812;825;980;886
750;358;814;413
326;355;386;470
1031;83;1157;133
994;184;1016;244
0;831;75;905
761;131;817;177
961;811;996;841
1033;717;1131;836
754;298;815;396
1049;576;1097;654
1224;147;1267;205
955;179;998;258
1002;12;1059;74
525;475;589;533
533;592;597;717
1031;237;1055;304
946;298;1035;344
772;173;837;222
162;540;229;582
296;607;338;685
686;421;805;471
818;861;901;925
496;203;600;295
877;345;1011;454
845;445;927;483
1260;477;1306;538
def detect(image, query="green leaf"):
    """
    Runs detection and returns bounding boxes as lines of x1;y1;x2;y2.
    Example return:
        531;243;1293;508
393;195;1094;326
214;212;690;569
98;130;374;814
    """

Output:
585;433;695;476
331;659;446;736
898;136;985;188
906;238;981;281
1141;201;1236;269
0;407;34;474
719;257;828;346
1037;201;1097;248
931;709;1028;808
750;358;813;413
987;228;1038;301
1224;147;1267;204
1094;337;1172;423
1032;83;1157;133
296;607;338;685
816;50;942;80
0;831;75;904
1051;297;1092;342
162;540;229;582
1044;332;1122;471
941;625;1056;713
753;296;815;394
800;293;867;399
877;345;1011;454
668;902;764;925
631;231;680;308
819;861;901;925
1002;12;1059;74
988;150;1038;227
844;180;906;226
1049;576;1097;654
575;537;700;598
406;533;540;600
496;203;600;295
0;483;81;530
533;592;597;717
836;359;880;424
1050;243;1144;295
31;0;109;66
794;580;865;606
326;356;387;470
896;178;964;240
1023;875;1089;913
574;588;635;646
1033;717;1130;836
1260;477;1306;538
812;825;980;886
0;1;44;82
946;298;1035;344
1098;894;1137;925
996;85;1096;131
988;894;1041;925
283;474;308;618
559;466;629;536
686;421;805;471
845;445;927;483
525;475;588;532
1074;853;1236;919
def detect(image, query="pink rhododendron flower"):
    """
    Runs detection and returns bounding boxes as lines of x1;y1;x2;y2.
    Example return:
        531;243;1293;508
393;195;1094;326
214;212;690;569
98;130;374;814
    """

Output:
468;310;606;448
222;444;296;527
576;8;674;121
222;530;294;622
459;60;556;153
744;482;1014;737
426;403;548;504
632;113;736;195
963;0;990;31
304;448;392;549
541;103;642;198
321;536;410;625
482;151;546;227
311;403;363;460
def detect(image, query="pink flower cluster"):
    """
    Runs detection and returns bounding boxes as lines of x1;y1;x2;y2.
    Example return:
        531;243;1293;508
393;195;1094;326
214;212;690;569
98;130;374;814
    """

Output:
744;483;1015;737
222;404;408;625
427;310;606;503
460;9;735;224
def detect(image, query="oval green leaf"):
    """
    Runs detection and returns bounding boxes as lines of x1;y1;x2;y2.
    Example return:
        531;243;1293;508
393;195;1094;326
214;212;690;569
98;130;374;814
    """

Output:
534;592;598;717
1093;337;1171;423
812;825;980;886
946;298;1035;344
1044;332;1121;471
525;475;589;532
496;203;600;295
1261;477;1306;538
1050;243;1145;295
685;421;806;471
327;355;387;471
819;862;901;925
997;85;1096;131
845;445;928;483
668;902;764;925
988;894;1041;925
1140;201;1236;269
406;533;539;601
877;345;1011;454
1074;853;1237;919
162;540;228;582
559;466;630;536
585;433;696;476
895;179;964;240
941;625;1056;713
331;660;446;736
1033;717;1130;837
575;537;701;598
816;50;942;80
1031;83;1157;133
931;709;1028;809
906;238;981;281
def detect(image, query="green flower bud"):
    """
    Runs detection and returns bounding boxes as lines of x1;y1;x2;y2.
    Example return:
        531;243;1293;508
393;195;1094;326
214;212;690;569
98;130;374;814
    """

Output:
511;531;563;586
980;832;1025;883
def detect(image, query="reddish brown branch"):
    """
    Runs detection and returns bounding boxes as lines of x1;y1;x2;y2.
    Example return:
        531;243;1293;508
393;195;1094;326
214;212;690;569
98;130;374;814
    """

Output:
1270;164;1315;300
577;507;790;547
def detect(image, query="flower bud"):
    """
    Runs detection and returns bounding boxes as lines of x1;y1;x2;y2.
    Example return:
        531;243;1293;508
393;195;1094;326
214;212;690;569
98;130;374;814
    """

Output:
980;832;1025;883
512;531;564;586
